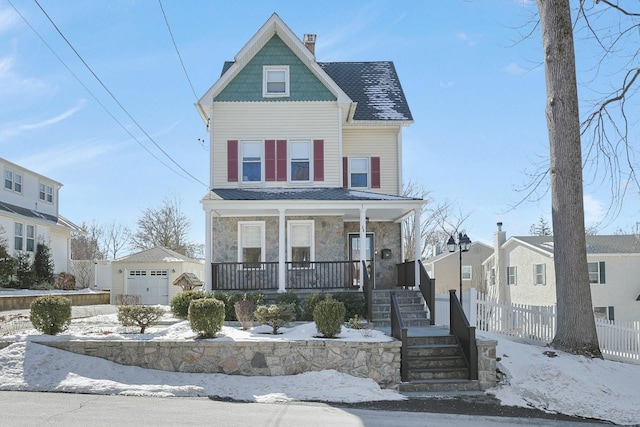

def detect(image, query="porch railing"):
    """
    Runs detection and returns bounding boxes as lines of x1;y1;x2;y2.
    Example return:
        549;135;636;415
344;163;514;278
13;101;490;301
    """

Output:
396;260;436;325
449;289;478;380
390;292;409;381
362;260;373;321
211;261;358;291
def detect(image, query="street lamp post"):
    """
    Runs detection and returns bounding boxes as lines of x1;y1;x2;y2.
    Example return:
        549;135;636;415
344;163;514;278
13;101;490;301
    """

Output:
447;232;471;304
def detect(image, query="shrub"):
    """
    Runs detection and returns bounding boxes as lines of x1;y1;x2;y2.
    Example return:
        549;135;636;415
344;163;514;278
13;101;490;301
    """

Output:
254;303;296;334
313;298;346;338
188;298;225;338
29;295;72;335
0;243;16;285
115;294;142;306
117;305;165;333
170;290;211;319
15;252;34;289
33;243;55;286
275;291;301;319
331;292;366;321
54;272;76;290
234;298;255;330
242;291;265;307
213;291;239;321
301;293;327;321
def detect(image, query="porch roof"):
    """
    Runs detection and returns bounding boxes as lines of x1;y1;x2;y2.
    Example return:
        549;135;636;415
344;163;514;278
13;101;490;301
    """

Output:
202;188;424;223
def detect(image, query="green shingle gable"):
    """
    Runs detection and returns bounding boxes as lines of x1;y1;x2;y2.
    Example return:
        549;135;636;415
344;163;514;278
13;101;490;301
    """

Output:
215;35;336;102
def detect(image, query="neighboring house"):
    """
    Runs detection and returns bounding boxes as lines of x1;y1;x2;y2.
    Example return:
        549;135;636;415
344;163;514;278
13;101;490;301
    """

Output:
197;14;425;293
111;246;204;305
423;241;493;296
483;222;640;323
0;157;81;275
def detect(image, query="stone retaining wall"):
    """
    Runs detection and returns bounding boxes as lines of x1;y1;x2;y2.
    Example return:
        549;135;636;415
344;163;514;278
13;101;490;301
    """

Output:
0;292;110;311
39;339;402;388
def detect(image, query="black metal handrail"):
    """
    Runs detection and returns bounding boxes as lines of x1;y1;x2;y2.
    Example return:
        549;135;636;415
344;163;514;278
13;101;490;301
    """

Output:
362;260;373;322
390;292;409;382
396;260;436;325
449;289;478;380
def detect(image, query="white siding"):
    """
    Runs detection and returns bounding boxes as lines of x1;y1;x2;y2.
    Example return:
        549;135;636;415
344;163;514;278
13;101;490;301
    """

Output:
1;159;58;217
589;254;640;323
343;128;399;195
503;245;556;306
211;102;340;188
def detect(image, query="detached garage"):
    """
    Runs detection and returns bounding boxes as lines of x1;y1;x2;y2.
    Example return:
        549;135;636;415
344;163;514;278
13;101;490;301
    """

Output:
111;246;204;305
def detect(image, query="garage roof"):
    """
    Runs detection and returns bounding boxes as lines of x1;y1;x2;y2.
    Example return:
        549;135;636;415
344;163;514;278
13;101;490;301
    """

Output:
115;246;198;263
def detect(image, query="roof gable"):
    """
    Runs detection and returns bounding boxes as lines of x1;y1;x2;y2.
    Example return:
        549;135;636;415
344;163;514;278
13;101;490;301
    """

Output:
215;35;335;102
508;235;640;255
116;246;196;263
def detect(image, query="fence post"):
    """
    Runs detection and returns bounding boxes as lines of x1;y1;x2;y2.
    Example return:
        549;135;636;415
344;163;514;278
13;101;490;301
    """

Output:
468;288;477;327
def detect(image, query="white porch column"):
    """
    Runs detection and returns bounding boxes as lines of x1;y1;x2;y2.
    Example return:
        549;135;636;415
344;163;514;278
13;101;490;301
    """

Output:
413;207;421;289
278;208;286;293
359;206;367;288
204;209;212;292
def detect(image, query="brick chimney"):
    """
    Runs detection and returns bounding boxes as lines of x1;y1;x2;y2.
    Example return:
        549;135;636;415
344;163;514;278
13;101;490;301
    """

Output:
303;34;316;55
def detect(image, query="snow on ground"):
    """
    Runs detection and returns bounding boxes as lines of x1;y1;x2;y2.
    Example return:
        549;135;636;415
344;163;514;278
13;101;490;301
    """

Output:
0;297;639;424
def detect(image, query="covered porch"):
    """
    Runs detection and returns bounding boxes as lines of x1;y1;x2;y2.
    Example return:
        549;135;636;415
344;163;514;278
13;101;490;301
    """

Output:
202;188;425;292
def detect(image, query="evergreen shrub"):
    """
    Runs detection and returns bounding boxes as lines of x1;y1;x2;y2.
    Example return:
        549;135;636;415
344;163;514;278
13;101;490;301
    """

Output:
29;295;72;335
170;290;212;319
313;298;346;338
188;298;225;338
254;303;296;334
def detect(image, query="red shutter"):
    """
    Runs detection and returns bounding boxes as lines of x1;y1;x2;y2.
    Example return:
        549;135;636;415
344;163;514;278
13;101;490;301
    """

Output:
227;140;238;182
265;140;276;181
313;139;324;181
276;140;287;181
343;157;348;188
371;157;381;189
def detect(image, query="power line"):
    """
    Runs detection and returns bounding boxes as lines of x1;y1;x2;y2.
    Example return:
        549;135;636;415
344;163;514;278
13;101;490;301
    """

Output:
6;0;190;181
158;0;199;101
32;0;208;188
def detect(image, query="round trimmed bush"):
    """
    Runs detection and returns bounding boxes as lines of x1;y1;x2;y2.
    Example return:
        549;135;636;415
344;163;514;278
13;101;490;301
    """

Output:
313;298;346;338
170;290;212;319
188;298;225;338
117;305;165;333
254;303;296;334
30;295;72;335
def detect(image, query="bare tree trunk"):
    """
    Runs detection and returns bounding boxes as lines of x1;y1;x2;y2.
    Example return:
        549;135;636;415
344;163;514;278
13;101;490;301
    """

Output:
537;0;602;357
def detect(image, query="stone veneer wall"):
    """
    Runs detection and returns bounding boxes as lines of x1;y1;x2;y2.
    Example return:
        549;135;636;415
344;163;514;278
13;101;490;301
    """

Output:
344;222;401;289
39;339;402;388
0;292;110;311
476;337;498;389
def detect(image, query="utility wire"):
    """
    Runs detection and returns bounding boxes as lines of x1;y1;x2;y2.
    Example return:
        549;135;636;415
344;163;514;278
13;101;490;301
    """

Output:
6;0;190;182
32;0;208;188
158;0;199;101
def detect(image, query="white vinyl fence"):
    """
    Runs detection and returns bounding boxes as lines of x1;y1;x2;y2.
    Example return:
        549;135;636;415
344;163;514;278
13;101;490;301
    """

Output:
435;289;640;365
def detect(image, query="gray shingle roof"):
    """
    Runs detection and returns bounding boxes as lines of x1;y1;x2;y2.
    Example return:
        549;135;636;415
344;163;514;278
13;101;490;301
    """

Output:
116;246;196;263
0;200;58;224
516;235;640;254
220;61;412;122
210;187;420;201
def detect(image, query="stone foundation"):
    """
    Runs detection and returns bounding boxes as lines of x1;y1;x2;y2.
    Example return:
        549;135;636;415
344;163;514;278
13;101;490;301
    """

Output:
39;339;402;388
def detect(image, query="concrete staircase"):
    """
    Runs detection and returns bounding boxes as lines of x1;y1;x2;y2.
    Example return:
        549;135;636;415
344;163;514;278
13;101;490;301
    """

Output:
371;289;480;393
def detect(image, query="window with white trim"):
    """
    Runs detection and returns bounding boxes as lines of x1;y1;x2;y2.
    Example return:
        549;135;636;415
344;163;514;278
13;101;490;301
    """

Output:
349;158;369;188
263;66;289;97
290;140;310;182
534;263;546;285
14;223;23;251
4;170;22;193
588;262;605;284
238;221;265;268
461;265;472;281
39;183;54;203
594;306;614;321
241;141;263;183
26;225;35;252
507;266;517;285
288;220;314;268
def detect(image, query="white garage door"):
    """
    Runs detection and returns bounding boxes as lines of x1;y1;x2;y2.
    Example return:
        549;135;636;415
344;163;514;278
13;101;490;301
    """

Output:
126;269;169;305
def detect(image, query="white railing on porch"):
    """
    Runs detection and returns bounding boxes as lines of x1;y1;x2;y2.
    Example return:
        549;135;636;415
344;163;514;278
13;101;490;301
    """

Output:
434;289;640;365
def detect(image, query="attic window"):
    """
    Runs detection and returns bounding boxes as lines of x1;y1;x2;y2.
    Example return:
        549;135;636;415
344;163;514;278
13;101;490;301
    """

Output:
263;66;289;97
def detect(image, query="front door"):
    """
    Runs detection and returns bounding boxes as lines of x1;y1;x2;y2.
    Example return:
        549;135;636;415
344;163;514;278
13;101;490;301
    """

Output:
348;233;374;288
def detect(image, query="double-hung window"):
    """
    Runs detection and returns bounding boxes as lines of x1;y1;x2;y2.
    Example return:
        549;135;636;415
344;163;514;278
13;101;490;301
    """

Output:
14;223;23;251
263;66;289;97
588;262;606;284
507;266;517;285
241;141;263;183
14;223;35;252
288;220;314;268
461;265;472;281
39;183;54;203
533;263;546;285
238;222;265;269
349;158;369;188
5;170;22;193
290;141;310;182
26;225;35;252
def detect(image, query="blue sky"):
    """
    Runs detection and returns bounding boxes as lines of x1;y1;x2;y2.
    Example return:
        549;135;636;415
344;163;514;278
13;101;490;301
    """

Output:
1;0;638;252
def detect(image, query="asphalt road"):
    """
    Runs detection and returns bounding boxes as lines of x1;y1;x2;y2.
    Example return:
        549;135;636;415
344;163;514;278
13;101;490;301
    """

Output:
0;391;611;426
